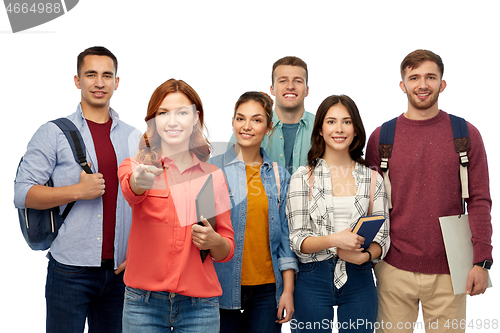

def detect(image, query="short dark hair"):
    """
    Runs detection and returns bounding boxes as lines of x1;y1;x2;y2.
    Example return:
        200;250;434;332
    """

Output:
308;95;367;171
272;56;308;85
77;46;118;77
400;49;444;79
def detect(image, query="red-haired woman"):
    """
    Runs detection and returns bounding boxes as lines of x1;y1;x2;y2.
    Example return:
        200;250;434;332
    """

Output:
118;79;235;333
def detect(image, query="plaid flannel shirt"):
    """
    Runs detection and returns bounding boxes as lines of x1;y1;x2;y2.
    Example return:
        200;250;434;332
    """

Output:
286;159;390;288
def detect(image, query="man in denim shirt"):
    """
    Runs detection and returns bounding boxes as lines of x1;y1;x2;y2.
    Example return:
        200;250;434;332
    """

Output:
14;46;139;333
229;56;314;175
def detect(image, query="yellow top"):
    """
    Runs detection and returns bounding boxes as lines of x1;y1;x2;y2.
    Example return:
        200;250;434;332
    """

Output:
241;164;275;286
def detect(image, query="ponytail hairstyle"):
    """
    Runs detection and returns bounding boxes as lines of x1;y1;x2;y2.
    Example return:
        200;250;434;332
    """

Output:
307;95;367;171
233;91;274;128
136;79;211;167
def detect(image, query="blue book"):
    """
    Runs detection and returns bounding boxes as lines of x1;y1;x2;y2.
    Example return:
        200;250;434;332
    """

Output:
351;215;385;249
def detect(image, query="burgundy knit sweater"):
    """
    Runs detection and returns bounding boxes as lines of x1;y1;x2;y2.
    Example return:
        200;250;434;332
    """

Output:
366;111;492;274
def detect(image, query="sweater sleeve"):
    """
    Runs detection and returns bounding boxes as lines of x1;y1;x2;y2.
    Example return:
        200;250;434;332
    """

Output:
464;123;493;263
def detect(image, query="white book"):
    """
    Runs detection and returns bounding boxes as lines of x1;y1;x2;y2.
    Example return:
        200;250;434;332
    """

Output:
439;214;492;295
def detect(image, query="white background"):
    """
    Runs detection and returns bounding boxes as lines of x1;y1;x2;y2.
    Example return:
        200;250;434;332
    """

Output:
0;1;498;332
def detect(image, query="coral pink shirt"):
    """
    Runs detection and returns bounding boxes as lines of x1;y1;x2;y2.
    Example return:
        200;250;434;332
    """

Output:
118;155;234;297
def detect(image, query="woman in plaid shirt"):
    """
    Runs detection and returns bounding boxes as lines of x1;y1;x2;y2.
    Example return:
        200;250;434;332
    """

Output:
286;95;390;332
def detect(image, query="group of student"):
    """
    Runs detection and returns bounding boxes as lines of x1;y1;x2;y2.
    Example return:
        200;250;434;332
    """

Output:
14;46;492;333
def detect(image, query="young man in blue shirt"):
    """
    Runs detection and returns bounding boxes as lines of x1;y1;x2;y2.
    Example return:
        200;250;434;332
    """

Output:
14;46;139;333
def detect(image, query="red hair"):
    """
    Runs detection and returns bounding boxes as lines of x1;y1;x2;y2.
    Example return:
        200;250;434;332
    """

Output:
136;79;211;166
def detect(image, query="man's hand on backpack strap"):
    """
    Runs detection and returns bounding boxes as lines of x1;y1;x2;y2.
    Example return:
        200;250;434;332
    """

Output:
77;169;106;200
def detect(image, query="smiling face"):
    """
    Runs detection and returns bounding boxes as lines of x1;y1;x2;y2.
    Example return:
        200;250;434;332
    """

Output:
270;65;309;114
74;55;119;112
154;91;199;157
320;103;356;155
400;60;447;118
233;100;271;150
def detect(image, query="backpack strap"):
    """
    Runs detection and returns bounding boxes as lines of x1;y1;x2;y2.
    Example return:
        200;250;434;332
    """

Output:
51;118;92;219
449;114;470;212
449;114;470;196
51;118;92;174
367;169;377;216
377;114;470;212
378;117;397;210
272;162;280;203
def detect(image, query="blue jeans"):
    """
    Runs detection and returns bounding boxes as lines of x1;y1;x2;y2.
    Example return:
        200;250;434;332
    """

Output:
220;283;281;333
45;254;125;333
293;259;377;333
122;287;220;333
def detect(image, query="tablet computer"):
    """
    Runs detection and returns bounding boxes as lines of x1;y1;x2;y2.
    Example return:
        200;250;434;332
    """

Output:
195;174;216;262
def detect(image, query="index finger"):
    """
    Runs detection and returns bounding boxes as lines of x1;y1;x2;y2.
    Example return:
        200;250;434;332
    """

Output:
135;164;148;173
146;165;164;176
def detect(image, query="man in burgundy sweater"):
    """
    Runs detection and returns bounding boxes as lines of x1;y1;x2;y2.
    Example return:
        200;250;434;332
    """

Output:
366;49;492;333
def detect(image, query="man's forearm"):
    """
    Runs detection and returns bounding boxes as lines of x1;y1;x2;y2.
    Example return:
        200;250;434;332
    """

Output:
24;184;81;210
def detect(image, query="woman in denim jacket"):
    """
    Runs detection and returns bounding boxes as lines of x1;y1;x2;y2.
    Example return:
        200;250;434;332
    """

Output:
210;91;298;333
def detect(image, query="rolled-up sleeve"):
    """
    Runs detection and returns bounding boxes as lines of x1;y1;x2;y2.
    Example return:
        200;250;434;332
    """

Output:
14;122;58;209
277;167;298;273
286;167;316;260
117;157;151;205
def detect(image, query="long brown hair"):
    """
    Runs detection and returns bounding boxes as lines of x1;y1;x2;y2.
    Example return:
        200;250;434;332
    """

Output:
307;95;367;171
136;79;211;166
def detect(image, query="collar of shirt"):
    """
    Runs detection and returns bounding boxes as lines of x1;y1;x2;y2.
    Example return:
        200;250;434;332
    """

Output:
271;109;311;129
223;145;273;170
75;103;119;131
162;153;204;180
161;153;212;227
314;158;366;187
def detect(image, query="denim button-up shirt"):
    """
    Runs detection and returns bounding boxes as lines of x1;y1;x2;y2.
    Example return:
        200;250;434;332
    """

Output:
14;104;140;269
209;146;298;309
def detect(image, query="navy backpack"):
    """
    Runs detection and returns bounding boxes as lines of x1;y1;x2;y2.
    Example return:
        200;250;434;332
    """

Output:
17;118;92;250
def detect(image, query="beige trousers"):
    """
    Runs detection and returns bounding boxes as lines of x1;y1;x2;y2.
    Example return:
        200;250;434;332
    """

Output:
374;260;466;333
